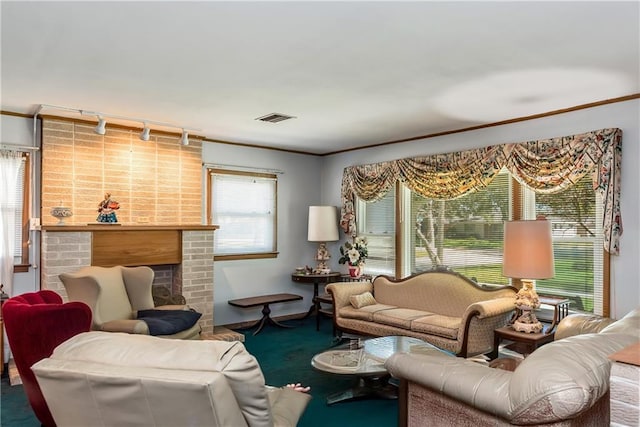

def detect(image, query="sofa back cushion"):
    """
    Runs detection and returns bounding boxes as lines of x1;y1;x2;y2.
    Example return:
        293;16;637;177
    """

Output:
39;331;273;426
373;271;515;317
33;358;247;427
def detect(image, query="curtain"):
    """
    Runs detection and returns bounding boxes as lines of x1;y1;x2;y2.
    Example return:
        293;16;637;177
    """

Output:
341;128;622;254
0;150;24;296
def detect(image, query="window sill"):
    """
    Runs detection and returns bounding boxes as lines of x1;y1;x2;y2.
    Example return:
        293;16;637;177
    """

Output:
214;252;279;261
13;264;31;273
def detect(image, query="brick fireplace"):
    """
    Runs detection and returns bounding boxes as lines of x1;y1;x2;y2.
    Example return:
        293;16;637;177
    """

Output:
40;225;217;332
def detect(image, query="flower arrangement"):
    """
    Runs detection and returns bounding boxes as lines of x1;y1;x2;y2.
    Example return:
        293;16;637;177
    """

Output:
338;236;368;267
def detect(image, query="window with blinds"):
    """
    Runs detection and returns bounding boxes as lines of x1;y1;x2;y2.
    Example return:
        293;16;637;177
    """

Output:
524;175;604;313
209;169;277;259
356;186;396;276
13;157;25;259
405;170;510;283
354;169;606;314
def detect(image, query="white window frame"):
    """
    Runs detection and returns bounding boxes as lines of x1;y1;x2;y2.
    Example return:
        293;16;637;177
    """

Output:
207;168;278;260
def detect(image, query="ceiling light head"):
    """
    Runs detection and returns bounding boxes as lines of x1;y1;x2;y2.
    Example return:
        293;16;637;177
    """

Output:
140;124;150;141
180;130;189;146
95;116;107;135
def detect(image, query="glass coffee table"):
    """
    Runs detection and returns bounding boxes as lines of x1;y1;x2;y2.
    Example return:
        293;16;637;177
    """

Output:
311;335;441;405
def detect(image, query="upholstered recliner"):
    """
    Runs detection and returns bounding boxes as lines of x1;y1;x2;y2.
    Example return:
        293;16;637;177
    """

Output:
2;290;92;427
385;307;640;426
32;331;311;427
59;265;201;339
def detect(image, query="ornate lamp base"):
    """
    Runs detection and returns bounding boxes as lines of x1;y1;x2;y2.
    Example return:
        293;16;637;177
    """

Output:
512;308;543;333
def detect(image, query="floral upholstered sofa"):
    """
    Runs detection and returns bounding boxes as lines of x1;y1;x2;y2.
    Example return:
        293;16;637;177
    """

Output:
326;269;517;357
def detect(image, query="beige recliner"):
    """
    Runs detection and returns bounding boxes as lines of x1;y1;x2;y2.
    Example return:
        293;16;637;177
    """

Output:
385;307;640;426
59;265;201;339
32;332;311;427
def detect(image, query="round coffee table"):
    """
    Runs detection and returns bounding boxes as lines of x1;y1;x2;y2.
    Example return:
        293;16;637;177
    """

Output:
311;335;433;405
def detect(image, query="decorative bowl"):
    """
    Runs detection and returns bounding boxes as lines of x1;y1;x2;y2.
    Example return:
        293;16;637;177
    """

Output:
50;206;73;225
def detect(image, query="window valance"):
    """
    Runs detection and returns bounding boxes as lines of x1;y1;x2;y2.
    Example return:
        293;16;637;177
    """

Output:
341;128;622;254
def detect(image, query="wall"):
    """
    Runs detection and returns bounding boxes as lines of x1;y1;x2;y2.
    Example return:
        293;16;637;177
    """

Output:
0;114;40;295
201;142;323;325
41;118;202;225
322;99;640;319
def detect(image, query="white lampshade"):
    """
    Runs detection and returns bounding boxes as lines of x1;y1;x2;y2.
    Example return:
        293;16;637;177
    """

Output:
308;206;339;242
503;219;555;279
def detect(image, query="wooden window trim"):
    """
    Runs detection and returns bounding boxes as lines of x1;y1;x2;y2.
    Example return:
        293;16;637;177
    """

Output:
207;168;278;260
14;152;30;271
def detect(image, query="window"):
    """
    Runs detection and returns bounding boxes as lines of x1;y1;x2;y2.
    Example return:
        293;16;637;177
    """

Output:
1;152;30;272
356;170;607;314
208;169;277;260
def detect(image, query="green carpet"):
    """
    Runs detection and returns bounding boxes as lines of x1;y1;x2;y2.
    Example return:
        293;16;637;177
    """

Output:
1;316;398;426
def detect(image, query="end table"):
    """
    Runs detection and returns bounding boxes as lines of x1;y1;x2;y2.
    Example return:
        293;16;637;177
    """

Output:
292;272;341;331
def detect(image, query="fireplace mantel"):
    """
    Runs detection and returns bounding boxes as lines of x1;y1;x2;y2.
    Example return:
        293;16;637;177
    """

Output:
40;225;218;332
40;225;219;232
41;225;219;267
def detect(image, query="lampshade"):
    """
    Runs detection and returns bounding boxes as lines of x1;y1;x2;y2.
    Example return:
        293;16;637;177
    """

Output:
308;206;339;242
503;219;555;279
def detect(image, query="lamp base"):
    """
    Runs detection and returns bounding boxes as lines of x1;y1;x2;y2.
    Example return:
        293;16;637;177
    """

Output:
513;319;543;333
314;242;331;274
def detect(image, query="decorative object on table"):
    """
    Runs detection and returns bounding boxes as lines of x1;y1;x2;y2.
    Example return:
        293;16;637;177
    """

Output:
96;192;120;223
502;218;555;333
50;203;73;225
307;206;339;274
338;236;368;278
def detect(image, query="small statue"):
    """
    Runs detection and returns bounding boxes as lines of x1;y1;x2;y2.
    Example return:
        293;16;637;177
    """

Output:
97;192;120;223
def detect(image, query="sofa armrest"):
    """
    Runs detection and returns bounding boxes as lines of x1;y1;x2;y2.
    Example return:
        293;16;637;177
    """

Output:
100;319;150;334
385;351;513;419
326;281;373;311
465;297;516;319
554;313;615;340
266;387;312;427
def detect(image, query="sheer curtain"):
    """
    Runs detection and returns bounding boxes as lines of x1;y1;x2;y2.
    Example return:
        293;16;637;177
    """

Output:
0;150;24;296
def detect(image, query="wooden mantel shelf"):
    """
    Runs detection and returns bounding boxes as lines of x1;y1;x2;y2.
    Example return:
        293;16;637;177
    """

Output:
40;225;218;267
40;224;219;232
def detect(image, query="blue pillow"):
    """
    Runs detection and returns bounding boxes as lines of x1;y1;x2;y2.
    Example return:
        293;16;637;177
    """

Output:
136;309;201;336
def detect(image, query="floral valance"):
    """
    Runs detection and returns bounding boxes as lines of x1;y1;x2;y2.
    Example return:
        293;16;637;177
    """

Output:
341;128;623;254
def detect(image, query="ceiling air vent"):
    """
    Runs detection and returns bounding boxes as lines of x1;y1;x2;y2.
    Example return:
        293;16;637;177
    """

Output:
255;113;296;123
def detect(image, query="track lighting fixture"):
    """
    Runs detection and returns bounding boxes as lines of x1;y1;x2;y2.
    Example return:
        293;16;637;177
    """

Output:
140;124;151;141
36;104;200;147
95;116;107;135
180;130;189;146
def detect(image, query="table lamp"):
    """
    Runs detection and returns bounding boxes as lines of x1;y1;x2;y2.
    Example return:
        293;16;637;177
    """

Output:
308;206;339;274
503;219;555;333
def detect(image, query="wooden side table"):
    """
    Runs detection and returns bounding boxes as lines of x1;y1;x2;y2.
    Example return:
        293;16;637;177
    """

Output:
490;326;555;360
538;295;570;333
228;293;303;335
292;272;341;331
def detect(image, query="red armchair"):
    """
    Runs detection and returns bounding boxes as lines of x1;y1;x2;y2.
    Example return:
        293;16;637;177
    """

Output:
2;290;92;427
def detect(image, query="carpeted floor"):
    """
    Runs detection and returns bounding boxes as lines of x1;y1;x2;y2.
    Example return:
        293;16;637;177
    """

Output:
1;316;399;427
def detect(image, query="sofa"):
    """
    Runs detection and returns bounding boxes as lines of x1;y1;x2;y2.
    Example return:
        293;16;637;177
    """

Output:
385;307;640;426
326;269;517;357
32;331;311;427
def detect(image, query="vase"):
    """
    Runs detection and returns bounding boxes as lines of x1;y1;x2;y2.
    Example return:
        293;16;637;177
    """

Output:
348;265;361;278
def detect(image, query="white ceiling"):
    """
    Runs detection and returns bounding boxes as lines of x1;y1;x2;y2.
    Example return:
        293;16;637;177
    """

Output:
2;1;639;155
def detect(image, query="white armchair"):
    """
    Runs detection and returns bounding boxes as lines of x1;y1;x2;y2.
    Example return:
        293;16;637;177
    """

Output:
59;265;201;339
32;332;311;427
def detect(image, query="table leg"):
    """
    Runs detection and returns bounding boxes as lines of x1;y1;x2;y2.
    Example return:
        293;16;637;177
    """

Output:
490;333;501;360
235;303;297;335
326;375;397;405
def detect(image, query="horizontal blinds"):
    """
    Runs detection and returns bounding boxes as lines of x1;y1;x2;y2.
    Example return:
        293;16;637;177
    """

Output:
212;173;276;255
526;175;604;314
408;171;510;284
357;186;396;276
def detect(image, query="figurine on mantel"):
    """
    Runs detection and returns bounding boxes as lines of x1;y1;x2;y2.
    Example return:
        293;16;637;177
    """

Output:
97;192;120;223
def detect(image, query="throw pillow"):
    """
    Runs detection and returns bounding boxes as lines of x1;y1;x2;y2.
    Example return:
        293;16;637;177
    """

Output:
350;292;377;309
136;309;201;336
